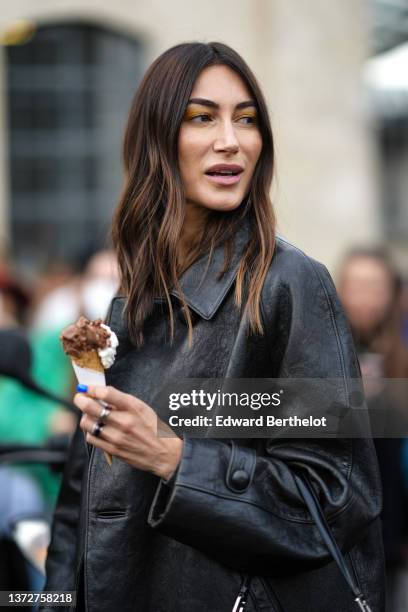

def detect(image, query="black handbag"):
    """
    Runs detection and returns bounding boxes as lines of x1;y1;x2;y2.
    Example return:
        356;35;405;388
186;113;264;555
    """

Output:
232;470;372;612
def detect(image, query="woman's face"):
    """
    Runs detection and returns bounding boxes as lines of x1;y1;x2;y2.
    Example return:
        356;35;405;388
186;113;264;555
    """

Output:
178;64;263;213
338;256;394;334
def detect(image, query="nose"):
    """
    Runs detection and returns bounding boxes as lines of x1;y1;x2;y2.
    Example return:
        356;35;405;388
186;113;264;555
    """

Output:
213;119;239;153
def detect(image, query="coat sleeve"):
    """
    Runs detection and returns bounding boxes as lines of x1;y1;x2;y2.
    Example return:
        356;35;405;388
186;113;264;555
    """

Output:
39;416;88;610
147;246;383;575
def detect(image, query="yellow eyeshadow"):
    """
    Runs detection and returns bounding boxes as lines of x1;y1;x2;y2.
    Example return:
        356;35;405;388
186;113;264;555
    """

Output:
237;112;257;120
183;107;258;121
183;106;208;119
238;110;257;117
184;109;203;119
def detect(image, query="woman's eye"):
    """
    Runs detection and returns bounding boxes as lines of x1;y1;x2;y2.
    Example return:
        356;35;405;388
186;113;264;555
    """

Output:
190;114;212;123
237;115;257;125
187;113;257;125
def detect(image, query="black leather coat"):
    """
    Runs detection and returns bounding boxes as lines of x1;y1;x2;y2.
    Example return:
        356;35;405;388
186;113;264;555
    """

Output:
41;220;385;612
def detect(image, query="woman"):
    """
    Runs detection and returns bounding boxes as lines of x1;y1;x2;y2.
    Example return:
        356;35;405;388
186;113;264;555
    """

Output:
338;247;408;612
41;42;385;612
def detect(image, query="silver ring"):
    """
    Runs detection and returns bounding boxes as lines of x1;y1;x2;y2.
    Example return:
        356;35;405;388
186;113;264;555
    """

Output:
99;406;111;423
91;422;104;438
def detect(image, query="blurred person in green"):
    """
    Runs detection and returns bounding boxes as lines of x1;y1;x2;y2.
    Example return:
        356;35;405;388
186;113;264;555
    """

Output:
0;248;119;510
0;265;75;510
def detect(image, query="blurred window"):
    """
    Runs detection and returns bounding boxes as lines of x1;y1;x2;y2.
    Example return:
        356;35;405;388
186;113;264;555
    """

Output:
367;1;408;246
6;22;144;274
377;113;408;242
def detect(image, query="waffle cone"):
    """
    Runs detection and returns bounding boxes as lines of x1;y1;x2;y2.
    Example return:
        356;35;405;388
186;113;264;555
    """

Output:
72;350;104;372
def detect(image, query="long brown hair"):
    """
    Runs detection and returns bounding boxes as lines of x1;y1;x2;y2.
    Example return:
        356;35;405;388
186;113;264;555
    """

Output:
111;41;276;348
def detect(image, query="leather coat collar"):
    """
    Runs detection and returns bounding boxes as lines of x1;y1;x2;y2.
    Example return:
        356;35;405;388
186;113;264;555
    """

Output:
169;215;251;320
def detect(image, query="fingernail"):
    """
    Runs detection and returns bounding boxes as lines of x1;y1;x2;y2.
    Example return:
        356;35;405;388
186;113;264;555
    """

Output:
77;384;88;393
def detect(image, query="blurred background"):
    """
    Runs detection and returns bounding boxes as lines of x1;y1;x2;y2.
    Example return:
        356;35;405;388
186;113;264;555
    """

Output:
0;0;407;609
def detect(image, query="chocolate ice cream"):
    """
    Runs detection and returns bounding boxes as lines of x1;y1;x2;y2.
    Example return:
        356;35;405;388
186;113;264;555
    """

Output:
60;316;110;360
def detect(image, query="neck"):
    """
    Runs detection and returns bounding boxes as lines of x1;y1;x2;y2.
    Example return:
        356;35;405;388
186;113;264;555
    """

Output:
177;202;211;274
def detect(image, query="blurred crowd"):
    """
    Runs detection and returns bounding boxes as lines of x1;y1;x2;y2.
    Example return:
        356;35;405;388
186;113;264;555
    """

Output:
0;247;119;510
0;241;408;608
337;248;408;612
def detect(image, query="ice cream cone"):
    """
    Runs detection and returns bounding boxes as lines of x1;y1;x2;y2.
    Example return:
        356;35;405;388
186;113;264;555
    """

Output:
60;316;118;468
71;362;113;467
72;349;104;372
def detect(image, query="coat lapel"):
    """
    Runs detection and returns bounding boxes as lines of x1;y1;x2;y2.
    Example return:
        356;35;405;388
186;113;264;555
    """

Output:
169;215;251;320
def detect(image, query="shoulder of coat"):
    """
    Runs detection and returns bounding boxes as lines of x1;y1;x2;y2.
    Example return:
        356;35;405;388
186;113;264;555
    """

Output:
269;235;328;275
261;235;335;298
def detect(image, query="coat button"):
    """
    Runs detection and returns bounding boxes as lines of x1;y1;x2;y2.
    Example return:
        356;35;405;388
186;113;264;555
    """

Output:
230;469;250;490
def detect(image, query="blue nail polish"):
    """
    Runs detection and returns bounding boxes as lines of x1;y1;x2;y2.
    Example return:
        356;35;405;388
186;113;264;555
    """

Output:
77;383;88;393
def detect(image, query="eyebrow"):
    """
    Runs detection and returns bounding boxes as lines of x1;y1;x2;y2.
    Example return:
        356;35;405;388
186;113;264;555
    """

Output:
187;97;257;110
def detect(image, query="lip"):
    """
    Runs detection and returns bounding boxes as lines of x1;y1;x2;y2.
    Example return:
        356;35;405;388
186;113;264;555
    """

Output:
204;163;244;186
205;173;242;186
205;163;244;173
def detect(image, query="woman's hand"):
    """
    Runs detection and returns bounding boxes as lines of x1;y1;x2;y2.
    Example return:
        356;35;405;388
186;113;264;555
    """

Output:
74;385;183;480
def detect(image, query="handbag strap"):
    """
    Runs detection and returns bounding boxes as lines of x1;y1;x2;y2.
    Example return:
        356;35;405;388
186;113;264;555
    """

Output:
232;575;251;612
292;471;372;612
232;471;373;612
